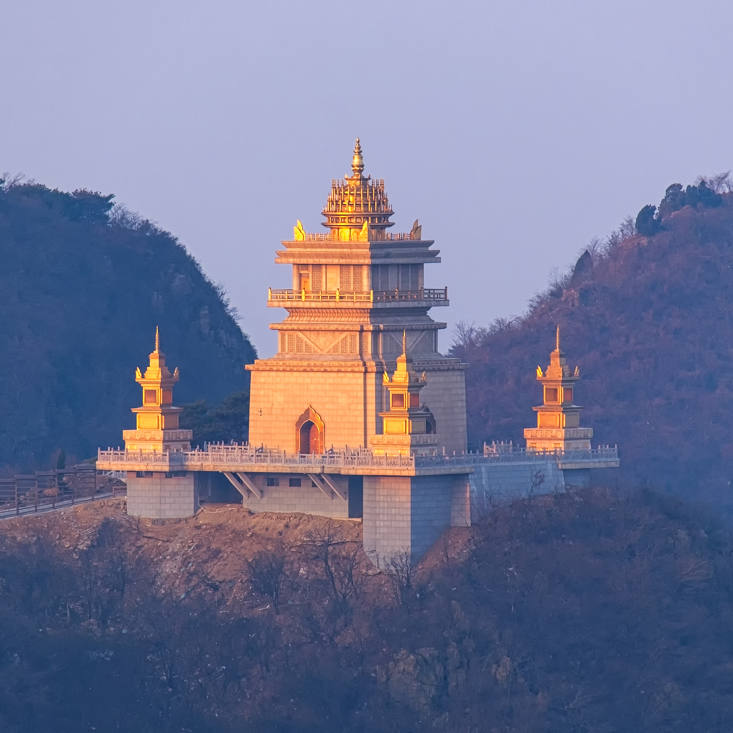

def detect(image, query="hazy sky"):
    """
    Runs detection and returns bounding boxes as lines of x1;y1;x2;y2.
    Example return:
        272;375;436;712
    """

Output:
2;1;732;355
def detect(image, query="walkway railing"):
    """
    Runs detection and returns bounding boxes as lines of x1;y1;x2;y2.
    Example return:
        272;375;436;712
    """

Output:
0;466;126;518
97;444;619;472
267;287;448;304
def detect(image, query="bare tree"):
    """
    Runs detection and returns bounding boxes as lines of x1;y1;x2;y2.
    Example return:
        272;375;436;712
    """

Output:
247;548;287;614
303;522;367;625
697;171;733;194
383;549;418;613
245;614;279;673
108;203;145;230
618;214;637;239
452;320;479;350
0;172;26;189
527;469;546;499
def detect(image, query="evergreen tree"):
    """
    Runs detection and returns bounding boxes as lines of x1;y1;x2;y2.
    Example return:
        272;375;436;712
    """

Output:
635;204;662;236
658;183;685;219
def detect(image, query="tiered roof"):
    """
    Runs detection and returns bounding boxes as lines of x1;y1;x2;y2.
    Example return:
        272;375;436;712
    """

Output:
321;138;395;236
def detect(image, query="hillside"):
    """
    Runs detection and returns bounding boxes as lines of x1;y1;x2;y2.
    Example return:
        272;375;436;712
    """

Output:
0;179;256;471
1;490;733;732
453;177;733;510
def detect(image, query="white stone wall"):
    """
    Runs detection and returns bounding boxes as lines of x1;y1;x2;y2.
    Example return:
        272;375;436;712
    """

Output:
450;475;471;527
468;461;566;513
410;475;455;559
126;472;198;519
363;474;461;566
363;475;412;566
418;368;468;453
239;473;349;519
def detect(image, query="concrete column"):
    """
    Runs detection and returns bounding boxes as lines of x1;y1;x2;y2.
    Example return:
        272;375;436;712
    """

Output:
363;474;458;567
126;471;198;519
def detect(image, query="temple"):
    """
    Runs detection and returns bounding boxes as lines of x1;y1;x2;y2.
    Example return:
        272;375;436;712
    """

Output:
248;138;466;456
97;141;619;565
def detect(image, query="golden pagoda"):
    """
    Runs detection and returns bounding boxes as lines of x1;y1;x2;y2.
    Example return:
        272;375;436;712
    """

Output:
249;138;467;456
370;332;438;456
318;137;396;242
524;327;592;452
123;328;192;452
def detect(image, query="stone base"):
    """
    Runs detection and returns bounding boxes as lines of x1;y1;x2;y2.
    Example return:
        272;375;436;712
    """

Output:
232;472;353;519
363;473;470;567
468;461;594;515
126;471;198;519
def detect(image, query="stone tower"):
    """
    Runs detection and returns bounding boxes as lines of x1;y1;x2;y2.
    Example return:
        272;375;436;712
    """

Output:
123;328;192;452
524;328;592;452
247;139;467;454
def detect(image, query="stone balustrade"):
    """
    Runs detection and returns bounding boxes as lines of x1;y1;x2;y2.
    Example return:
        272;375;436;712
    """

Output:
267;287;448;304
301;232;421;241
97;444;619;474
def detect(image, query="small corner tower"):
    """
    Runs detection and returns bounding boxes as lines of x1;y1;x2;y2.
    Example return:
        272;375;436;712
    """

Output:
524;327;592;452
123;328;192;452
370;332;438;456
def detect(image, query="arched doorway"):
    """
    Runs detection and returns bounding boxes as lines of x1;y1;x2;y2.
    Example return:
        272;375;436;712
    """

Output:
295;407;325;454
299;420;321;454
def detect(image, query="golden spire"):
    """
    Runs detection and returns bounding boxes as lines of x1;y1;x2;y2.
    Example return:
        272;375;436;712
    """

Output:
556;325;560;351
351;137;364;178
402;329;407;356
155;326;160;353
322;137;393;236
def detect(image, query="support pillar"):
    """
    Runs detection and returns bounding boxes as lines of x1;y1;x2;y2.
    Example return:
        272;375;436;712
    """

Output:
126;471;198;519
363;473;468;567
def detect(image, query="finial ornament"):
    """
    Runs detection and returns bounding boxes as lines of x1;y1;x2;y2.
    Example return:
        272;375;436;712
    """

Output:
556;325;560;351
155;326;160;353
351;137;364;177
410;219;422;240
402;329;407;356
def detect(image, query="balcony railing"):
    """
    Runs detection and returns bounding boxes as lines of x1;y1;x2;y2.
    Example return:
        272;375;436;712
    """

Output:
267;287;448;304
302;232;420;241
97;443;618;472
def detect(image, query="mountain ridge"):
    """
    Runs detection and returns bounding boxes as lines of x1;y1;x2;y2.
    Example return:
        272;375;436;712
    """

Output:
0;179;257;471
453;177;733;509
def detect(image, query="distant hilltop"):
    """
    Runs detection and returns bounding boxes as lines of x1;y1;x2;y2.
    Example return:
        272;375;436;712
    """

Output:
0;178;256;471
453;173;733;509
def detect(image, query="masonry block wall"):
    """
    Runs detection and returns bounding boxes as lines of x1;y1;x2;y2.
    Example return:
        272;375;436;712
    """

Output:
418;368;468;454
468;461;566;515
239;473;350;519
363;475;412;566
363;474;458;566
249;367;373;451
126;471;198;519
450;475;471;527
249;362;467;455
410;475;457;559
